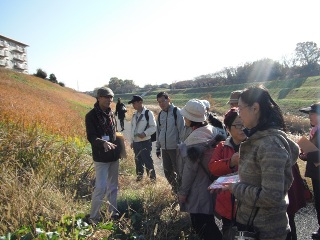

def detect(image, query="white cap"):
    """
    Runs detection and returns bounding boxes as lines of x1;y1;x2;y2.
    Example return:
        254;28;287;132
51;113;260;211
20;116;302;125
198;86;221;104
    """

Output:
181;99;206;122
200;100;210;109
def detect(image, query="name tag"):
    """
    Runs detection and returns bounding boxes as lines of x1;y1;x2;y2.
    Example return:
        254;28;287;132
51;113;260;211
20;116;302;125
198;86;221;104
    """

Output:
102;135;110;141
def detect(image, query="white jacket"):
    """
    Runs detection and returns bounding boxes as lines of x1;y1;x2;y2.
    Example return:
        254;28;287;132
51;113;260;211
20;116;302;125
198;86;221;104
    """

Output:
130;107;156;143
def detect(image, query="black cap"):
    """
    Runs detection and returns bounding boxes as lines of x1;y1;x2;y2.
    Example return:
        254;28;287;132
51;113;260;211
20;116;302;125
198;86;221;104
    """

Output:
128;95;143;104
299;103;320;114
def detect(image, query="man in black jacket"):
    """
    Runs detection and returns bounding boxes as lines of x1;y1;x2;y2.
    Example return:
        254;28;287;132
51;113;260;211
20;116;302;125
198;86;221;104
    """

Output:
115;97;126;131
85;87;120;224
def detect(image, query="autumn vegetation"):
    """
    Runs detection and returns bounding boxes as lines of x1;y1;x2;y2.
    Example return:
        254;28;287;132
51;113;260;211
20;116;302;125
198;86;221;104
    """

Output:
0;61;319;239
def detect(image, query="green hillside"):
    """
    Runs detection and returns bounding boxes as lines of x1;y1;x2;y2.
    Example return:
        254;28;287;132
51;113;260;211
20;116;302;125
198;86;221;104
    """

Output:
117;76;320;115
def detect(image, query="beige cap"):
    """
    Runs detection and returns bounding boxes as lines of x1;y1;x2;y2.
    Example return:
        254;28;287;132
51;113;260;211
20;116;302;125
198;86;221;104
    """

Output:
227;90;242;104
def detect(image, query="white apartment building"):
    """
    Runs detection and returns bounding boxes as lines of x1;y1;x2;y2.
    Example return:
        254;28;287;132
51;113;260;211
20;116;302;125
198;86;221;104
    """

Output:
0;34;29;74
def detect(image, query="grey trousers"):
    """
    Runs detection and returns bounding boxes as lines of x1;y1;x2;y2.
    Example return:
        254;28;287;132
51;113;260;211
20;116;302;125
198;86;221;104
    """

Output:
90;160;119;221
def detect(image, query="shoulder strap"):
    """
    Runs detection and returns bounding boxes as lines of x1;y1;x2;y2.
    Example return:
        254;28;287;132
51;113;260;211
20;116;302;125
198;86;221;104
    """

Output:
158;110;162;126
144;109;150;131
145;109;149;123
157;107;177;127
173;106;177;126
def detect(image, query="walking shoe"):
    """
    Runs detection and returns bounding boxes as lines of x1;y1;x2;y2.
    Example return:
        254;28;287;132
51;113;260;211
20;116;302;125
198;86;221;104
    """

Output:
136;175;143;181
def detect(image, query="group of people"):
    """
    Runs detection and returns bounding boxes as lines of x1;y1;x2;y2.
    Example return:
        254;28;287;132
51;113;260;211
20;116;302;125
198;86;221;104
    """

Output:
85;85;320;240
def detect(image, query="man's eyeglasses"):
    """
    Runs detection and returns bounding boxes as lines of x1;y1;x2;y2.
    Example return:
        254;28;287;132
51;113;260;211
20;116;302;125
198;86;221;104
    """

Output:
231;124;244;129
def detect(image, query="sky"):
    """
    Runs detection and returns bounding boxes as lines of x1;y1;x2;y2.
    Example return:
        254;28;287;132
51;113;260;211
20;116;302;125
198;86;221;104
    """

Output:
1;0;320;92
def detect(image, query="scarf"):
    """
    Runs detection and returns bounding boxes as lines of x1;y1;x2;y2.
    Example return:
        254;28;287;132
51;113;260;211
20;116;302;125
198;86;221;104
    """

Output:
94;102;115;142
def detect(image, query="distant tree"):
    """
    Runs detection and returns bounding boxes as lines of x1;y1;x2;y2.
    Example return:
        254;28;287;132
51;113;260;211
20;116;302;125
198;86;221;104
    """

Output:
108;77;121;91
159;83;169;88
144;84;153;89
105;77;138;93
58;82;65;87
49;73;58;83
294;41;320;77
122;79;137;93
34;68;47;79
295;41;320;66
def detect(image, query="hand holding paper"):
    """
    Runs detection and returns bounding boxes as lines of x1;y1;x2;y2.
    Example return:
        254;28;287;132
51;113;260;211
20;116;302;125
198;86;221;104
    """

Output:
297;136;319;167
208;174;239;190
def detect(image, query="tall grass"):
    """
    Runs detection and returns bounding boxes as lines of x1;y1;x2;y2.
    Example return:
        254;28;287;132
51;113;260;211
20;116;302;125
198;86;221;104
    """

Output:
0;119;93;235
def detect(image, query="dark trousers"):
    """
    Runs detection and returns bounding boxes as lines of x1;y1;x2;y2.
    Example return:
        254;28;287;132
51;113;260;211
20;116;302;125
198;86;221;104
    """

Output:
312;178;320;226
133;140;156;179
286;214;297;240
162;149;179;192
221;217;234;239
190;213;222;240
118;117;124;130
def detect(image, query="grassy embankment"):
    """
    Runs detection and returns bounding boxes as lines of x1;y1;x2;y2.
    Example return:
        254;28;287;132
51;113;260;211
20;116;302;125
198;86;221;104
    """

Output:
0;68;188;239
0;67;319;239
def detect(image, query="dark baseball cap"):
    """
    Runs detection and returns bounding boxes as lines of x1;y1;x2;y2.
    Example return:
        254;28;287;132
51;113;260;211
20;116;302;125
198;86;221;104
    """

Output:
128;95;143;104
299;103;320;114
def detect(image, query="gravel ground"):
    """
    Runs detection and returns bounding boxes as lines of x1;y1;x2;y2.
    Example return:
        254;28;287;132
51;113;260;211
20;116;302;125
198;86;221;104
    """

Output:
295;202;318;239
120;119;318;240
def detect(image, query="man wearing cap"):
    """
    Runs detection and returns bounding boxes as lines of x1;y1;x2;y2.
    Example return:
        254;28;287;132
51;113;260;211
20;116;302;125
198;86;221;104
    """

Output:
85;87;120;224
227;90;242;108
128;95;157;181
299;102;320;239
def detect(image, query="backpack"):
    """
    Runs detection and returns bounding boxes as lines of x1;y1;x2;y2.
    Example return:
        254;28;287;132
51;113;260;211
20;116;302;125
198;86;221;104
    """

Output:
186;137;223;182
145;109;157;142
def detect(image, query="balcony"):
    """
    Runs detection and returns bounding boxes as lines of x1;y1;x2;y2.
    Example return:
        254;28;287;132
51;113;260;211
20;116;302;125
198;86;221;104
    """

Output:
0;60;6;66
0;50;8;57
12;46;24;53
14;62;25;70
13;55;25;61
0;41;9;48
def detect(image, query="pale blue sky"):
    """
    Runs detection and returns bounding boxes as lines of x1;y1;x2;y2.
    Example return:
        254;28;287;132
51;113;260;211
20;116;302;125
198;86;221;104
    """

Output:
1;0;320;91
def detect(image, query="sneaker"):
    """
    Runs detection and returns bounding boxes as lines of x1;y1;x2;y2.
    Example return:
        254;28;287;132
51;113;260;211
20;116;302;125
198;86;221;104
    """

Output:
136;175;143;181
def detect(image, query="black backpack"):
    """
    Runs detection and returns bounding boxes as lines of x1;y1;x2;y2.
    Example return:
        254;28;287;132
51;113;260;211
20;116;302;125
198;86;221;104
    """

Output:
144;110;157;142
